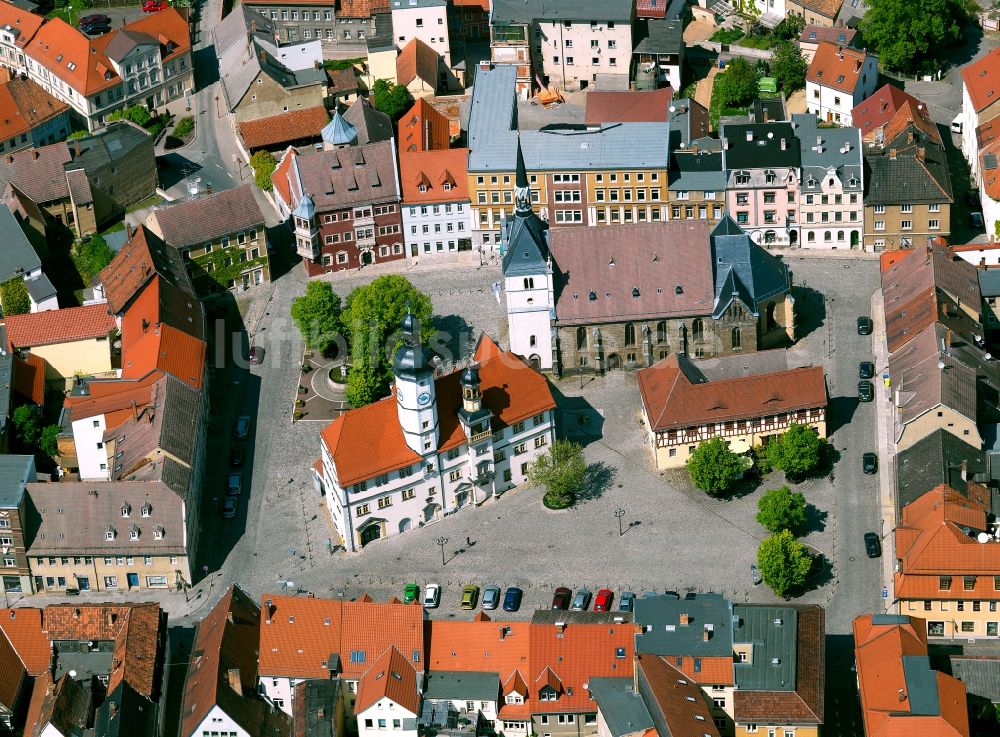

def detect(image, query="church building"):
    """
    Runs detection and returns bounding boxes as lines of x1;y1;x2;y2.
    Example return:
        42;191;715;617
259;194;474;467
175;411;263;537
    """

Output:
312;314;556;552
502;142;795;374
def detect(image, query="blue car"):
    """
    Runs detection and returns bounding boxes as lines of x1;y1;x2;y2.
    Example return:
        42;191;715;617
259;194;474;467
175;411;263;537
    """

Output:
618;592;636;612
503;586;523;612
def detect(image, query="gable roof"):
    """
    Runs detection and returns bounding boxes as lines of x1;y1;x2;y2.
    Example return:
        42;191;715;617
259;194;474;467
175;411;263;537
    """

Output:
150;184;264;248
213;4;277;57
852;84;929;140
96;682;158;737
398;98;451;153
0;608;51;676
321;335;555;486
961;47;1000;115
634;656;721;737
896;430;988;514
29;673;90;737
427;619;530;694
219;36;325;111
0;77;69;145
98;224;195;315
799;24;856;46
342;97;392;145
396;37;438;88
710;214;791;317
864;117;952;205
4;303;116;349
354;646;421;715
584;88;673;125
808;42;872;95
0;200;41;283
0;624;26;711
240;106;329;150
0;140;72;204
399;148;469;204
0;2;43;50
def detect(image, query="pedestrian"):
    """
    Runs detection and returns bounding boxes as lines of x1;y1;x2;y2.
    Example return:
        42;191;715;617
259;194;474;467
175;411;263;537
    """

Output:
466;536;471;547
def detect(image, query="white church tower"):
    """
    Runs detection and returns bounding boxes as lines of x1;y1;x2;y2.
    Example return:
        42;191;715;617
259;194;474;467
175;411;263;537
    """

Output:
502;140;555;370
393;312;439;454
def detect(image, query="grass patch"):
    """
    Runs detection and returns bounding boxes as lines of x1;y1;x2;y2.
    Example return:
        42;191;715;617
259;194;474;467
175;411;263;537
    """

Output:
709;74;749;131
738;34;780;50
710;28;745;44
101;220;126;235
681;81;698;99
46;0;86;24
323;57;364;71
173;116;195;138
126;194;165;214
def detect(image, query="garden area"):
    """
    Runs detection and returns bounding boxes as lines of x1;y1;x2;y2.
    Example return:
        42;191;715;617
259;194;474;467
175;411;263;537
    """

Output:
709;40;807;129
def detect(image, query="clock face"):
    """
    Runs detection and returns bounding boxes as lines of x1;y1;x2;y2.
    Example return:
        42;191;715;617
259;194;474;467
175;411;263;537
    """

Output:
417;392;431;406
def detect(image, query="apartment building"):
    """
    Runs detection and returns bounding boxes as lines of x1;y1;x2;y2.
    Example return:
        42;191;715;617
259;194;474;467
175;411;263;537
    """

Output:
0;455;36;596
959;47;1000;182
638;352;827;469
272;139;405;275
399;147;474;262
851;83;929;143
666;98;725;223
721;122;801;247
795;114;864;249
805;42;878;126
241;0;341;44
4;304;117;383
0;77;70;154
391;0;451;67
313;318;556;551
0;1;42;75
490;0;634;95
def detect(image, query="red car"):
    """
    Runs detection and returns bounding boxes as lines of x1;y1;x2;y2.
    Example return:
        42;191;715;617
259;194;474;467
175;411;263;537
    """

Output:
142;0;168;11
594;588;614;612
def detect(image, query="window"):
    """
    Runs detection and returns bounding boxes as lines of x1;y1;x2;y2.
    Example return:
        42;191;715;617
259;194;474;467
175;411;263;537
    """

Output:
939;576;951;590
104;576;118;589
146;575;168;587
402;489;415;501
900;220;913;230
874;220;885;231
929;219;940;229
962;621;975;633
356;504;370;516
965;576;977;590
377;496;392;509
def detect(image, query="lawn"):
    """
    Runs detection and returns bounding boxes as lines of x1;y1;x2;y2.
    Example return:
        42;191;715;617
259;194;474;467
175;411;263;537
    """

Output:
709;74;749;131
46;0;87;25
710;28;745;44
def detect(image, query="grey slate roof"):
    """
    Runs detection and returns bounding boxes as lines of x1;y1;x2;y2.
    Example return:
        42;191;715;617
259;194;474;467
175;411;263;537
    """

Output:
0;201;41;283
342;98;393;145
0;326;11;440
895;429;988;512
294;679;341;737
24;273;56;304
949;657;1000;704
219;38;326;111
670;139;725;192
863;125;953;205
0;455;35;508
587;678;654;737
0;142;72;204
104;29;158;63
979;268;1000;298
732;605;797;692
793;114;863;193
214;5;277;57
491;0;634;24
667;98;710;151
150;184;265;248
468;65;519;172
530;609;634;625
501;207;550;277
752;97;786;123
721;122;801;170
95;682;158;737
710;215;791;318
424;671;500;702
901;656;943;715
69;122;151;172
633;592;734;657
633;16;683;56
290;139;400;210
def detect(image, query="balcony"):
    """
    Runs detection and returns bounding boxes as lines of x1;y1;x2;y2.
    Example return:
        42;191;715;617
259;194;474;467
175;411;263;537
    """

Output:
353;213;375;227
470;429;492;443
355;232;376;248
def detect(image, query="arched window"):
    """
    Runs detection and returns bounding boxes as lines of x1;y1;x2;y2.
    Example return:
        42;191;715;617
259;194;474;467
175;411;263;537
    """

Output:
576;327;587;350
656;321;667;344
837;231;845;241
523;277;535;289
807;231;816;242
732;327;742;350
691;318;704;342
624;322;636;346
824;231;832;241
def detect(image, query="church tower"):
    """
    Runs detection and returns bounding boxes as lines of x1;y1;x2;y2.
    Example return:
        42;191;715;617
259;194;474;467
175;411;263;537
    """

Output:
393;312;439;455
501;140;555;370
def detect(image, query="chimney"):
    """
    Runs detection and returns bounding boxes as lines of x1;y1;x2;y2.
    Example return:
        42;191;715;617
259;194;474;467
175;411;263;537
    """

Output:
946;328;952;350
703;627;711;641
690;143;699;154
746;130;753;142
856;58;862;72
889;148;897;160
961;459;968;481
898;689;907;703
679;613;690;626
74;138;80;157
131;399;138;422
632;655;640;692
780;138;787;151
251;19;256;32
109;701;117;718
125;223;134;239
917;147;925;162
227;668;242;693
227;610;235;624
31;150;38;160
907;132;914;144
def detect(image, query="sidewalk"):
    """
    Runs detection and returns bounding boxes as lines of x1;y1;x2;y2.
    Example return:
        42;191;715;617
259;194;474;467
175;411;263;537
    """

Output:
871;287;898;614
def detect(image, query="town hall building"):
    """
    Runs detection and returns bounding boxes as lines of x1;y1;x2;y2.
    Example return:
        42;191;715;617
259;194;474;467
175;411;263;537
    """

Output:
502;143;795;374
313;314;556;552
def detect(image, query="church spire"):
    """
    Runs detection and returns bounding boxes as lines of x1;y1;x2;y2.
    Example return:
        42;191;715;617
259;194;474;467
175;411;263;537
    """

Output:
514;138;531;214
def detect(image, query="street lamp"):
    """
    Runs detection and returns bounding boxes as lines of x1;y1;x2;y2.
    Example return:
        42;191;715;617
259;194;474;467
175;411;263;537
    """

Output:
215;95;221;118
614;508;625;537
435;536;449;566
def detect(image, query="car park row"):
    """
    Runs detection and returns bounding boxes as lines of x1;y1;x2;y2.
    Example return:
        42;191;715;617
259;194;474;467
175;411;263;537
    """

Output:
401;583;689;613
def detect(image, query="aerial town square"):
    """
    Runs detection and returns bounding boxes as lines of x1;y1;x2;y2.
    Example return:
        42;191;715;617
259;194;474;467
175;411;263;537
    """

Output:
1;0;1000;735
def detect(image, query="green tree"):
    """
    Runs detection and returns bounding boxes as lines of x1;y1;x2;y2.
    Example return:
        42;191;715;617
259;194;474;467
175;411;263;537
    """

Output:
756;486;808;534
73;233;116;284
250;151;277;191
529;440;587;509
291;281;343;355
372;79;414;122
773;14;805;40
859;0;965;72
715;57;759;109
757;530;814;596
173;116;195;138
767;423;826;478
344;362;384;407
39;425;61;458
769;41;808;95
687;437;748;497
11;405;40;447
341;275;434;403
107;105;153;127
0;278;30;316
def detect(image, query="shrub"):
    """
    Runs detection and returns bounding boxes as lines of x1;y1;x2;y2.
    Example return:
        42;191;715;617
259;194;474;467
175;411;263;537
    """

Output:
687;437;748;497
0;278;30;316
108;105;152;127
173;116;194;138
250;151;277;191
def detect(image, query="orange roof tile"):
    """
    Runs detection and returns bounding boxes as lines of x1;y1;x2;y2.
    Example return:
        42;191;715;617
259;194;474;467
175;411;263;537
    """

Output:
428;619;530;682
13;352;45;405
22;672;51;737
63;373;160;423
399;148;469;204
0;609;50;676
961;47;1000;115
808;42;871;95
338;0;390;18
852;84;929;140
321;336;555;486
882;100;942;146
0;3;43;50
0;626;28;710
105;604;164;699
98;225;195;315
239;106;329;150
0;78;69;144
4;303;116;350
396;38;438;88
354;646;421;715
635;655;721;737
668;655;733;686
398;98;451;153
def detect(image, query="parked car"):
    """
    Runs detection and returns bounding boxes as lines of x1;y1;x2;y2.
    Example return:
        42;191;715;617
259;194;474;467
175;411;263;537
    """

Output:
482;585;501;610
857;316;873;335
863;452;878;475
859;361;875;379
229;446;245;467
503;587;523;612
234;416;251;440
864;532;882;558
594;588;613;612
227;472;242;496
81;23;111;35
618;591;636;612
858;380;874;402
551;587;571;610
966;190;981;208
663;591;680;600
641;591;658;599
460;585;479;610
571;589;592;611
423;583;440;609
142;0;168;10
221;497;237;519
249;346;265;365
751;564;762;585
403;583;419;604
79;13;111;25
971;211;985;229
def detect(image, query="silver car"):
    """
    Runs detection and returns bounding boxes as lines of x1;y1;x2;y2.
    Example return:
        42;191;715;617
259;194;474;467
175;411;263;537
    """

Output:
571;589;592;611
482;585;501;610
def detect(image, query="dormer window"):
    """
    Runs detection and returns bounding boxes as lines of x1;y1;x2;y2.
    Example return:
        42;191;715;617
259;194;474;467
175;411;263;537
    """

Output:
418;184;427;192
764;170;776;184
588;291;597;301
539;687;558;701
443;182;452;191
153;525;164;540
506;694;523;705
121;504;131;518
141;503;152;517
631;287;640;298
106;526;116;541
129;525;140;541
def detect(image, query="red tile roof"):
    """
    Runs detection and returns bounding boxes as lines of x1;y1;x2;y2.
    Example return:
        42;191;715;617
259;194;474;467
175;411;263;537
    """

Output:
13;352;45;405
584;87;674;125
4;303;116;350
854;614;970;737
0;625;26;711
399;148;469;204
635;0;667;18
882;100;942;146
808;42;871;95
0;78;69;144
0;3;43;50
852;84;929;141
354;646;421;715
106;604;164;699
337;0;390;18
961;47;1000;115
398;98;451;153
637;353;827;432
321;336;555;486
0;608;50;676
636;655;721;737
98;224;195;315
239;106;329;150
396;38;438;88
799;25;857;46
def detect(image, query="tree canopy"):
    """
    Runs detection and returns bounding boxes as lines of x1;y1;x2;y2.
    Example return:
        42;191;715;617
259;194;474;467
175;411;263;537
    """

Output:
12;405;40;447
767;423;826;478
250;151;277;191
73;234;116;284
757;530;814;597
687;437;748;496
756;486;808;535
40;425;61;458
107;105;153;127
715;57;759;109
372;79;414;122
530;440;587;509
769;40;808;95
0;278;30;316
859;0;965;72
291;281;343;355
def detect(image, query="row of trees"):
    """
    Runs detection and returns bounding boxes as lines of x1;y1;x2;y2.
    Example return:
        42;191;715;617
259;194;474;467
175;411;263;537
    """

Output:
290;275;434;407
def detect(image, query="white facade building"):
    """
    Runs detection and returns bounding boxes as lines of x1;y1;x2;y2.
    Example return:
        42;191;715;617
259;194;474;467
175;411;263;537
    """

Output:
356;647;421;737
534;17;634;91
805;42;878;126
391;0;452;68
402;201;475;261
314;312;556;553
